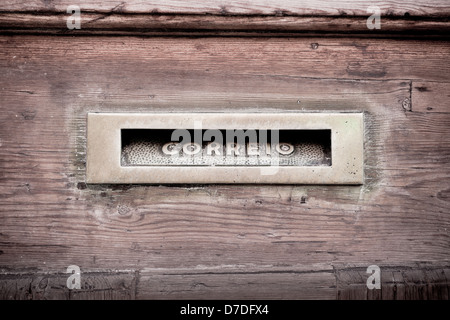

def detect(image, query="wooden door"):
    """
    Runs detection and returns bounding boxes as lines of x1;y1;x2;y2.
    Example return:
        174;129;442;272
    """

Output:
0;1;449;300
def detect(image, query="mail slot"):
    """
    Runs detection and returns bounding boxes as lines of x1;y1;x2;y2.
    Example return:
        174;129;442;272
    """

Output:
86;112;363;184
121;129;332;167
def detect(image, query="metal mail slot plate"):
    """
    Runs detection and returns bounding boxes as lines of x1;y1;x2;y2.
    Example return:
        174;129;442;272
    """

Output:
86;112;364;184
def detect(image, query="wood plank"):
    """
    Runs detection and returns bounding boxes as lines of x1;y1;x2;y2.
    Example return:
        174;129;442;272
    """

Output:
0;271;136;300
137;267;335;299
0;36;449;83
1;0;449;17
412;81;450;112
2;265;448;299
1;13;449;37
337;265;450;300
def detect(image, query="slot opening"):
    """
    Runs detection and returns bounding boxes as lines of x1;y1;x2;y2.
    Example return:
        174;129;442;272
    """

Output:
121;129;331;167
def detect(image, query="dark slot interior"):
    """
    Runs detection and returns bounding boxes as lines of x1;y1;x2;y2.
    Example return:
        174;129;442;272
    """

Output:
121;129;331;167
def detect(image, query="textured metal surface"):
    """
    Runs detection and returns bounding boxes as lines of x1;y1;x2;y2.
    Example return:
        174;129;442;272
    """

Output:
121;130;331;167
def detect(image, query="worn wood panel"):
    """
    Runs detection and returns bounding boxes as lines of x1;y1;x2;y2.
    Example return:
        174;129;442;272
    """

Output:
412;81;450;113
336;265;450;300
0;35;449;299
1;0;450;16
0;36;449;84
1;13;450;37
0;271;136;300
2;266;448;299
138;268;336;299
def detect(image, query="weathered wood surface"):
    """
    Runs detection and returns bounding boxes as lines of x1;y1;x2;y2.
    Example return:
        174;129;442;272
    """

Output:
336;264;450;300
0;271;136;299
1;0;450;36
1;13;449;37
0;35;449;299
138;267;337;299
1;265;449;300
412;81;450;113
1;0;450;16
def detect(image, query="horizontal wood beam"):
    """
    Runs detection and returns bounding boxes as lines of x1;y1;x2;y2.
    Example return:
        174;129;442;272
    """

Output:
1;264;449;299
0;13;449;37
1;0;450;17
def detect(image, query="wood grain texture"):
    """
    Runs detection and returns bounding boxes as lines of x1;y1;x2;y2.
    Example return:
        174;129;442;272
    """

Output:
138;268;336;299
0;36;448;82
0;271;136;299
0;35;449;299
1;13;449;37
412;81;450;113
1;0;450;16
336;264;450;300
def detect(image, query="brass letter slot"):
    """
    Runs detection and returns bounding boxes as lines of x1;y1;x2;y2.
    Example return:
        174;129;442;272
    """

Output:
86;113;363;184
